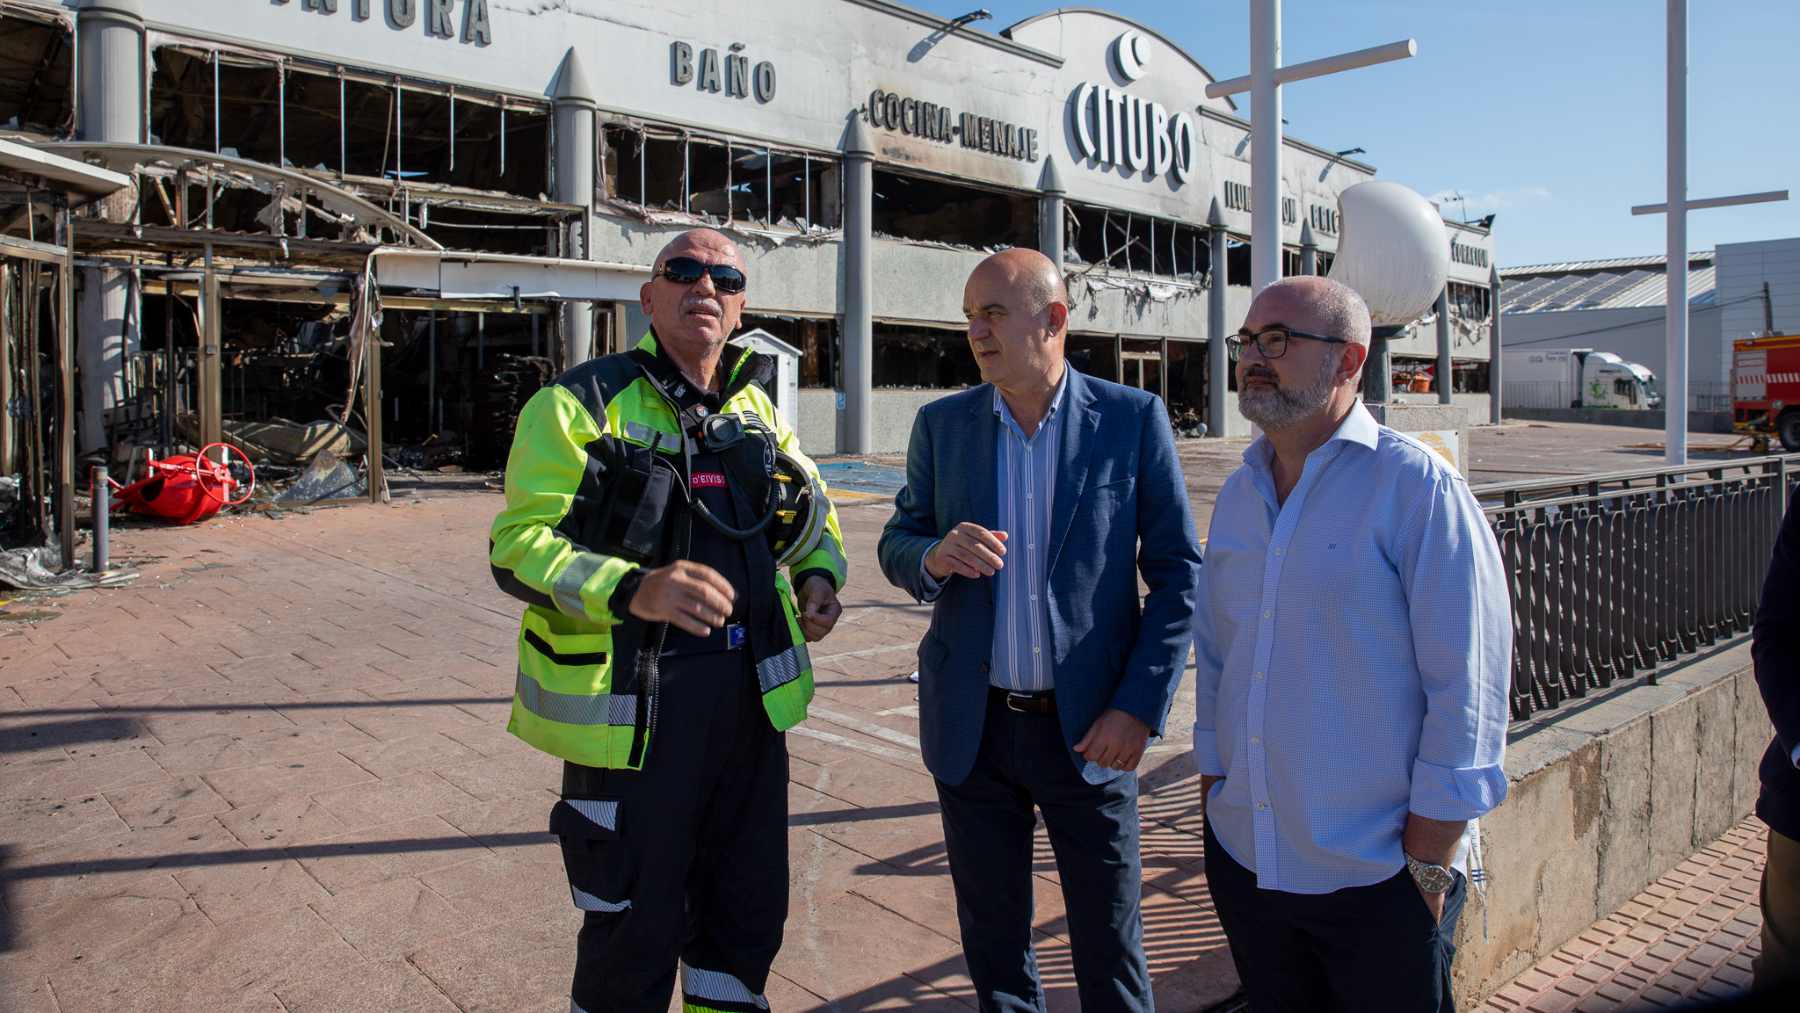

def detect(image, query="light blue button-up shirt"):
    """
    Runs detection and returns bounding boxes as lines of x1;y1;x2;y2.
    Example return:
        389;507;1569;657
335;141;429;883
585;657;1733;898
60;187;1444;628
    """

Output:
1191;401;1512;894
920;373;1067;691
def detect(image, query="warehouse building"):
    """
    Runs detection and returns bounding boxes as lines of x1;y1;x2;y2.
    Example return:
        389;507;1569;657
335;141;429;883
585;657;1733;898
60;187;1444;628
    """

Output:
1;0;1497;466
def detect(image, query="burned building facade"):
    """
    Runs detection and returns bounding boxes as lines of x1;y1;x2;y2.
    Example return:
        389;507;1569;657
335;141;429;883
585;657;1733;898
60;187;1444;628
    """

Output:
4;0;1497;465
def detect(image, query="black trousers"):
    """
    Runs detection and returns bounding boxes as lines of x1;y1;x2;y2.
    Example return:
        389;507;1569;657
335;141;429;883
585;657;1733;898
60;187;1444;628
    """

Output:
935;693;1153;1013
555;650;787;1013
1203;817;1467;1013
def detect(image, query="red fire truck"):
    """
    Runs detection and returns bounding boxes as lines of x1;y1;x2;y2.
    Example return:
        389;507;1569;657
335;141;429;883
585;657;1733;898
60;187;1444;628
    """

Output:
1732;334;1800;452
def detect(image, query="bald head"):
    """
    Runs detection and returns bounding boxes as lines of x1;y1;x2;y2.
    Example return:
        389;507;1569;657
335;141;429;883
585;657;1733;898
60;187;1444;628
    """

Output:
970;248;1069;334
640;228;748;382
1248;276;1372;349
962;248;1072;398
652;227;745;275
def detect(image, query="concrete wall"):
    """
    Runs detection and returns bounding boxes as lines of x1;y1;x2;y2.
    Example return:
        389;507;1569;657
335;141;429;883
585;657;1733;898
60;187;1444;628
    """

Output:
1453;642;1773;1007
1503;406;1734;434
1501;304;1728;411
1718;237;1800;345
797;388;948;457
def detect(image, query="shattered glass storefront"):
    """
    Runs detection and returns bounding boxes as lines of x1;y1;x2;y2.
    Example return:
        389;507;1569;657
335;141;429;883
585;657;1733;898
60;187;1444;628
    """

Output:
3;0;1494;478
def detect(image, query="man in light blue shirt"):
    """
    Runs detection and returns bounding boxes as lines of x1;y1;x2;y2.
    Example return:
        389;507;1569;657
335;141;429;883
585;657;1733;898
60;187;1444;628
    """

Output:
1192;276;1511;1012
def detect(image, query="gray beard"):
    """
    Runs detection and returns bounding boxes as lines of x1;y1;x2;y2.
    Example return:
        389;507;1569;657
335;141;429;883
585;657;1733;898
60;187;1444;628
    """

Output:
1237;352;1341;431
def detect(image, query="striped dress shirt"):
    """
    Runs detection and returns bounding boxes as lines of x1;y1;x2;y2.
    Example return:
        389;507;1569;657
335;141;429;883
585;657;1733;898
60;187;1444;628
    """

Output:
919;374;1067;691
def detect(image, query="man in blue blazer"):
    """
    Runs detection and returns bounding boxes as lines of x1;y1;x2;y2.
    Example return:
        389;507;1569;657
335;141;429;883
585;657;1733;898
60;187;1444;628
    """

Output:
879;249;1201;1012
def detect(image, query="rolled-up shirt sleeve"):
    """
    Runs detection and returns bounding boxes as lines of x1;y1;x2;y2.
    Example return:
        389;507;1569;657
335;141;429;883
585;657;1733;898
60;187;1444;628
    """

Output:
1399;474;1513;822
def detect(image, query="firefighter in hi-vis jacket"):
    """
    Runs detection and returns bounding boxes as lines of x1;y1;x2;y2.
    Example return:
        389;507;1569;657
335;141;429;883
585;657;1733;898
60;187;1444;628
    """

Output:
490;228;847;1013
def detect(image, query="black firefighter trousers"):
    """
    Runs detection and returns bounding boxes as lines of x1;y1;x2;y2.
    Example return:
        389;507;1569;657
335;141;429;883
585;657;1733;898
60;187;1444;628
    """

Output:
554;648;788;1013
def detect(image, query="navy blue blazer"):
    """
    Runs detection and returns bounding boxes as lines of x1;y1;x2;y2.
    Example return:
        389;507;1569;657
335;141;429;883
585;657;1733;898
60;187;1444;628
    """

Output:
878;368;1202;786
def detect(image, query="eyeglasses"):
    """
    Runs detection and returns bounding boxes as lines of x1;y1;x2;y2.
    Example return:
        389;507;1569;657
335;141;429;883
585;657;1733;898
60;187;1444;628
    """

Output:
1228;325;1348;360
657;256;748;295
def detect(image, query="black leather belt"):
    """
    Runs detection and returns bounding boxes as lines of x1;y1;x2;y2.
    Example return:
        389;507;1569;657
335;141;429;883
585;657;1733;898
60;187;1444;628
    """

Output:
989;686;1056;715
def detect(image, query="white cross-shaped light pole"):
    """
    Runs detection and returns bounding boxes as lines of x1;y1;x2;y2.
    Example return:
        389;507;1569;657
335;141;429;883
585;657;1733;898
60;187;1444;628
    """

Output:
1205;1;1417;294
1632;0;1787;467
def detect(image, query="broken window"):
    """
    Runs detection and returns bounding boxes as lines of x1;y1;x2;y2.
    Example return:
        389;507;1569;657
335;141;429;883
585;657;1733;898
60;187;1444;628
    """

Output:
602;122;835;230
685;137;731;218
1451;359;1490;394
0;7;73;137
1066;334;1118;383
417;202;559;257
399;85;455;185
740;313;837;388
873;323;977;388
1064;202;1206;282
496;101;550;198
283;65;341;173
1226;238;1252;287
1449;281;1491;322
149;47;214;151
872;169;1034;249
216;54;281;165
615;128;688;211
341;74;394;180
766;151;826;229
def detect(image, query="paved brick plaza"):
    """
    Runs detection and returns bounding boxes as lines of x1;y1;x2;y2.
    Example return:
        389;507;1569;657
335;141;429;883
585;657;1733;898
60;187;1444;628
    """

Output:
0;422;1774;1011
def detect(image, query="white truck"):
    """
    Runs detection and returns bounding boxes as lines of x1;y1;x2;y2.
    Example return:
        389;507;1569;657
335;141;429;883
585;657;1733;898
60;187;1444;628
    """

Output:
1502;348;1662;411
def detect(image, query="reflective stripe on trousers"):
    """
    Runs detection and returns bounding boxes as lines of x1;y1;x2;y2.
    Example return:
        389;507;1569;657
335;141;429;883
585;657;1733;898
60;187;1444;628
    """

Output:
682;963;769;1011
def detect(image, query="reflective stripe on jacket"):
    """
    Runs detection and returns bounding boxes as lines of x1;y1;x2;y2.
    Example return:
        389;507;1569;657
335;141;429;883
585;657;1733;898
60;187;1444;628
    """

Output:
489;333;847;768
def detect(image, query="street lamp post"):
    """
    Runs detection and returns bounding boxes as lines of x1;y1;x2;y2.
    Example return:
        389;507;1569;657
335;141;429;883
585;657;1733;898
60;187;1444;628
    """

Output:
1631;0;1787;466
1205;2;1416;295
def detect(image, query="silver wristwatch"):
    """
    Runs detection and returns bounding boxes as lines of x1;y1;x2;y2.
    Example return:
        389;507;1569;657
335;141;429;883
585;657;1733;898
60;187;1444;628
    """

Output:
1404;853;1455;894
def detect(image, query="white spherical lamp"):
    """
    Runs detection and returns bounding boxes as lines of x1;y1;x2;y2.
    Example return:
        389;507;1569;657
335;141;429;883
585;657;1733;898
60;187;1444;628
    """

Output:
1325;181;1451;400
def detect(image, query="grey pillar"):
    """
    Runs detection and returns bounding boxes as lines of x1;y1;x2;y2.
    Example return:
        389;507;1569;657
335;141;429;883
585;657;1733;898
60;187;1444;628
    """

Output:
1489;265;1503;425
75;0;145;455
841;116;874;455
1206;197;1230;439
552;49;597;366
1299;220;1317;276
1435;287;1452;405
1038;156;1065;270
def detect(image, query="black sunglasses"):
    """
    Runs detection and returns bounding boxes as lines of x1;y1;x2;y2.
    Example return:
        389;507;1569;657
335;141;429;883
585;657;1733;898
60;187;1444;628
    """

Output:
1228;325;1348;360
658;256;748;295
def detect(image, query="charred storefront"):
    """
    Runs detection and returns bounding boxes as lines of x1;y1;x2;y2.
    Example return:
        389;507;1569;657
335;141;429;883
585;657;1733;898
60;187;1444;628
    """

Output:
2;0;1496;513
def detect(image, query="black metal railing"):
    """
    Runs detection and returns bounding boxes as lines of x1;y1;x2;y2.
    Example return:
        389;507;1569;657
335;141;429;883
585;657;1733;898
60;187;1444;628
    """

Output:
1477;455;1800;720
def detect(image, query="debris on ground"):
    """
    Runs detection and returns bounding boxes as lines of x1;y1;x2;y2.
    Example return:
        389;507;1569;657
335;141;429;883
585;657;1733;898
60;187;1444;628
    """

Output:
275;450;369;504
0;543;137;592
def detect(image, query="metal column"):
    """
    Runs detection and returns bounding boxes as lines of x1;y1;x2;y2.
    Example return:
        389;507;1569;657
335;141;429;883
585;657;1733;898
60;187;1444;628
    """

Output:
1038;156;1066;272
0;263;12;477
552;49;598;366
75;0;146;455
1206;198;1230;439
56;209;76;567
1250;0;1281;294
1299;219;1317;276
198;243;222;448
841;116;874;455
1664;0;1689;466
1436;287;1452;405
1489;265;1503;425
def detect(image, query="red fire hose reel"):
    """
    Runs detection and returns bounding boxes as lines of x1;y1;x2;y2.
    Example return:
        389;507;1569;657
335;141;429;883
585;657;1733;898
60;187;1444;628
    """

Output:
108;443;257;525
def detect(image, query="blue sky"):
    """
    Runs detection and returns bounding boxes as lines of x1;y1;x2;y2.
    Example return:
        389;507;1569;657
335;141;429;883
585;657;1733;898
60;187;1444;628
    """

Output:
912;1;1800;268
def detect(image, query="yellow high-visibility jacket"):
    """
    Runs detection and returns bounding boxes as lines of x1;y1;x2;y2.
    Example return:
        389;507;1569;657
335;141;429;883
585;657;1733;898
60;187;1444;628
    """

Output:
489;333;847;769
